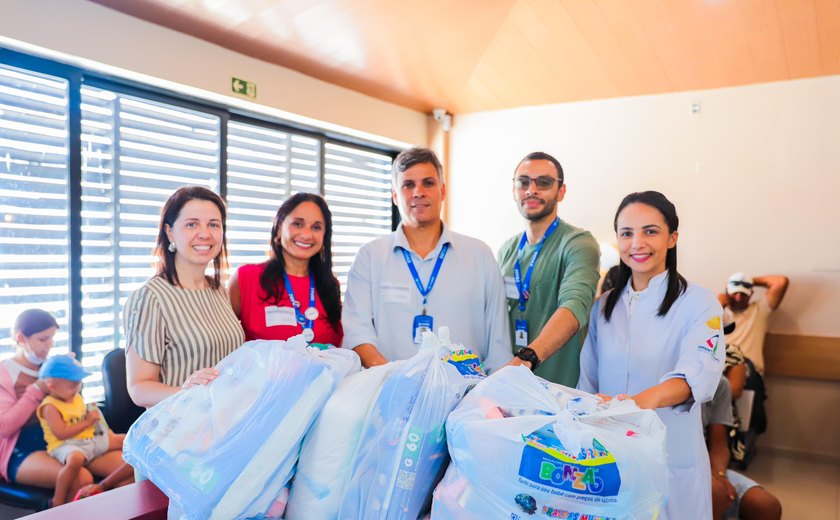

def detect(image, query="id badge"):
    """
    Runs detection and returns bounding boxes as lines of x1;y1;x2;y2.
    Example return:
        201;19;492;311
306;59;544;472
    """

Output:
515;319;528;348
413;314;434;344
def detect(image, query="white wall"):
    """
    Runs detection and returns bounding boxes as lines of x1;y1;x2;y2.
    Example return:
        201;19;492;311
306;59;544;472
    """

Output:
0;0;426;147
447;76;840;457
448;75;840;337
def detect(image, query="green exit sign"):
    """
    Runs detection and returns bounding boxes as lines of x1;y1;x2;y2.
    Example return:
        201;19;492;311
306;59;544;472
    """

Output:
231;77;257;98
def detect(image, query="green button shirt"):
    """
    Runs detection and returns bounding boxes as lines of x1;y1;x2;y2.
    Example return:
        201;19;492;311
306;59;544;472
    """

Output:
498;219;600;387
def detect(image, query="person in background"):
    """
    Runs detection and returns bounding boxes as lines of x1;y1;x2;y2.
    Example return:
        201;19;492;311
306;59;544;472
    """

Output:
705;377;782;520
718;272;789;377
229;193;343;346
124;186;245;409
343;147;510;371
497;152;600;387
578;191;725;519
36;355;127;505
718;272;788;436
0;309;91;507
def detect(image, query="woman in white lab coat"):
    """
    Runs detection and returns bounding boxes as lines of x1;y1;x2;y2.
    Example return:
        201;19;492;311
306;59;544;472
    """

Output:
578;191;724;520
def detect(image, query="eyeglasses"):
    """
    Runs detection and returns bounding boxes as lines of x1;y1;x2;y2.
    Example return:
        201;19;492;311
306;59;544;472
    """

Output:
513;176;562;190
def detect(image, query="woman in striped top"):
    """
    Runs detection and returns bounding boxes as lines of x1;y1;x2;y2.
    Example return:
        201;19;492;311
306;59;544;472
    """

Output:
124;186;245;408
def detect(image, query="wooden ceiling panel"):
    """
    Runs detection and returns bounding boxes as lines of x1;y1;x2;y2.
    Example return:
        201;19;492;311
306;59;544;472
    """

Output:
593;0;672;95
776;0;822;77
815;0;840;71
629;1;700;92
526;0;619;99
734;0;790;83
90;0;840;115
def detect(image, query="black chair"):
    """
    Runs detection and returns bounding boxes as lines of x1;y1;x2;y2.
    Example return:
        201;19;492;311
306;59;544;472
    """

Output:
101;348;145;434
0;480;52;512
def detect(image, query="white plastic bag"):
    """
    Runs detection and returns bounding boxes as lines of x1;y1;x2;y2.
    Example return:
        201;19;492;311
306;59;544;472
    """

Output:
285;360;407;519
338;329;485;520
123;336;359;520
433;366;668;520
287;329;483;520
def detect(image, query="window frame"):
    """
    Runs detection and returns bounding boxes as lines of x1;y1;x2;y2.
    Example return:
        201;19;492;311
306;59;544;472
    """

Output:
1;45;399;385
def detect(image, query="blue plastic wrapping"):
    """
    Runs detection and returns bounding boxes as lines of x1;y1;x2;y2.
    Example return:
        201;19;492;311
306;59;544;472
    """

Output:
287;328;483;520
123;336;359;520
433;366;668;520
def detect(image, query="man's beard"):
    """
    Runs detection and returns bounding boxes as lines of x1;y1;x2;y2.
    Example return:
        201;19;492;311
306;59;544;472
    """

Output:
520;197;556;221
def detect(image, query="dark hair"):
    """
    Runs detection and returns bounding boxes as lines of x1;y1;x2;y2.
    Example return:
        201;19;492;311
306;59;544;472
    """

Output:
516;151;564;185
155;186;228;289
600;265;621;295
391;147;443;185
261;193;342;328
603;191;687;321
14;309;58;337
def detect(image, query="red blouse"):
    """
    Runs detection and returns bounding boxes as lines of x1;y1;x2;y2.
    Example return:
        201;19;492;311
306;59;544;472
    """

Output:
236;262;343;346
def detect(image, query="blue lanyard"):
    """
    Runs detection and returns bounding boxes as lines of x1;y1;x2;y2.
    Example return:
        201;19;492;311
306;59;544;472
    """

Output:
514;217;559;312
283;272;316;330
401;243;449;312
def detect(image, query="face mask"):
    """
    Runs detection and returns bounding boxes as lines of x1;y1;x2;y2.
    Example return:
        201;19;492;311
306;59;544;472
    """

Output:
23;348;47;366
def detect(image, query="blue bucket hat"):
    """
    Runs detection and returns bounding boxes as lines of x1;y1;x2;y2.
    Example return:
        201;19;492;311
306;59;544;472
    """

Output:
38;355;91;382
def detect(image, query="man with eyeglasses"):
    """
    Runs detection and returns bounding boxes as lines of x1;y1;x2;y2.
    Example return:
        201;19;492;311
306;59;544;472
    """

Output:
718;273;789;377
497;151;600;386
343;147;511;372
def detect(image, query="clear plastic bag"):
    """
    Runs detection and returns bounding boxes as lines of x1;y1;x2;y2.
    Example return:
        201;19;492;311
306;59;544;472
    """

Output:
433;365;668;520
285;360;407;519
123;336;359;520
287;328;483;520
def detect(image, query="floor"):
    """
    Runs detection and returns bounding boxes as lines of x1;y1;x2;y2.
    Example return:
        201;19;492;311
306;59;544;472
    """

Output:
740;449;839;519
1;449;837;519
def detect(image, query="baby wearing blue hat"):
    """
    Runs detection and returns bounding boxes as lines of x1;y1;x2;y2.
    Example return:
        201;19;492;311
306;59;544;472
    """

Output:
36;355;125;505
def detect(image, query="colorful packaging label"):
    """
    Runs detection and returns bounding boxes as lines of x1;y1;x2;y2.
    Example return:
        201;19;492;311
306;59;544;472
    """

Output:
517;425;620;497
443;349;486;378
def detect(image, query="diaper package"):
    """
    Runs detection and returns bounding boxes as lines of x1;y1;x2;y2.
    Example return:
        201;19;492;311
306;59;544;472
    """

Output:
433;366;668;520
285;360;407;519
123;336;359;520
287;328;484;520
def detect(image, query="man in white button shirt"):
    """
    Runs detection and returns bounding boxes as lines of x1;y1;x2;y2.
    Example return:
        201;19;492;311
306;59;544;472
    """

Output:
342;147;511;371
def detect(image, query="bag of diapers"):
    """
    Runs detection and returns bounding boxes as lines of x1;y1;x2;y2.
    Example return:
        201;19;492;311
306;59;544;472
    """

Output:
432;366;668;520
286;328;484;520
123;336;359;520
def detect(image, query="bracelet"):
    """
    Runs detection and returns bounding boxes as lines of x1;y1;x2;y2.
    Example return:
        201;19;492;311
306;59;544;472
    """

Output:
715;470;727;479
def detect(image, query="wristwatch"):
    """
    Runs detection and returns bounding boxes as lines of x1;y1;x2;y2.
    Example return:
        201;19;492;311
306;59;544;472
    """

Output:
514;347;541;371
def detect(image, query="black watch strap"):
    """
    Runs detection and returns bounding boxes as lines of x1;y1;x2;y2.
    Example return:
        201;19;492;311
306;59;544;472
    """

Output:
514;347;541;371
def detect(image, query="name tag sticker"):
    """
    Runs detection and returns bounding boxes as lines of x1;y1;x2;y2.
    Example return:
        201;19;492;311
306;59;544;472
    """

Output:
265;306;297;327
381;284;411;303
504;276;519;300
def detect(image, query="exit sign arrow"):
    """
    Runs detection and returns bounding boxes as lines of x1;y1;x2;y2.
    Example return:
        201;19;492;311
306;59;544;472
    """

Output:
231;77;257;98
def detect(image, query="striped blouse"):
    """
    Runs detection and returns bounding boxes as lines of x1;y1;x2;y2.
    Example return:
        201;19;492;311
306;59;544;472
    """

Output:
123;276;245;387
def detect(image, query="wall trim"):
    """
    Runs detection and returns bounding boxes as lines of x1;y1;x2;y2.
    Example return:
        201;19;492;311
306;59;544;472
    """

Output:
764;333;840;382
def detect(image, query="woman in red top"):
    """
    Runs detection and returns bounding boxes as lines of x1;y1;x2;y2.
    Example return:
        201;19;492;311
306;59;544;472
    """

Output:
229;193;343;346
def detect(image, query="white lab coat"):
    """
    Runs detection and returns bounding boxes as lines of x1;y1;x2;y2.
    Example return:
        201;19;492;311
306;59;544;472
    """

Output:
578;271;725;520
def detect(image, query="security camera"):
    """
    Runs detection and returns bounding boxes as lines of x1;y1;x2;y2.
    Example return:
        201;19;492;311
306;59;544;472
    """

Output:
432;108;452;132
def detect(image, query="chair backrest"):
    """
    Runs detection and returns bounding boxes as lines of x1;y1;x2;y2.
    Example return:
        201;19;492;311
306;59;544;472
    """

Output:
101;348;145;434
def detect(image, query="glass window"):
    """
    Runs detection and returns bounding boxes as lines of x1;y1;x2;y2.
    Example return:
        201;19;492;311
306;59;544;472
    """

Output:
0;64;70;360
79;86;220;400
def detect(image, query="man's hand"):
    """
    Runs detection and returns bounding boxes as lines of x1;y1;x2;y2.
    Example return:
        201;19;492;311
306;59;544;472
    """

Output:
505;356;532;370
